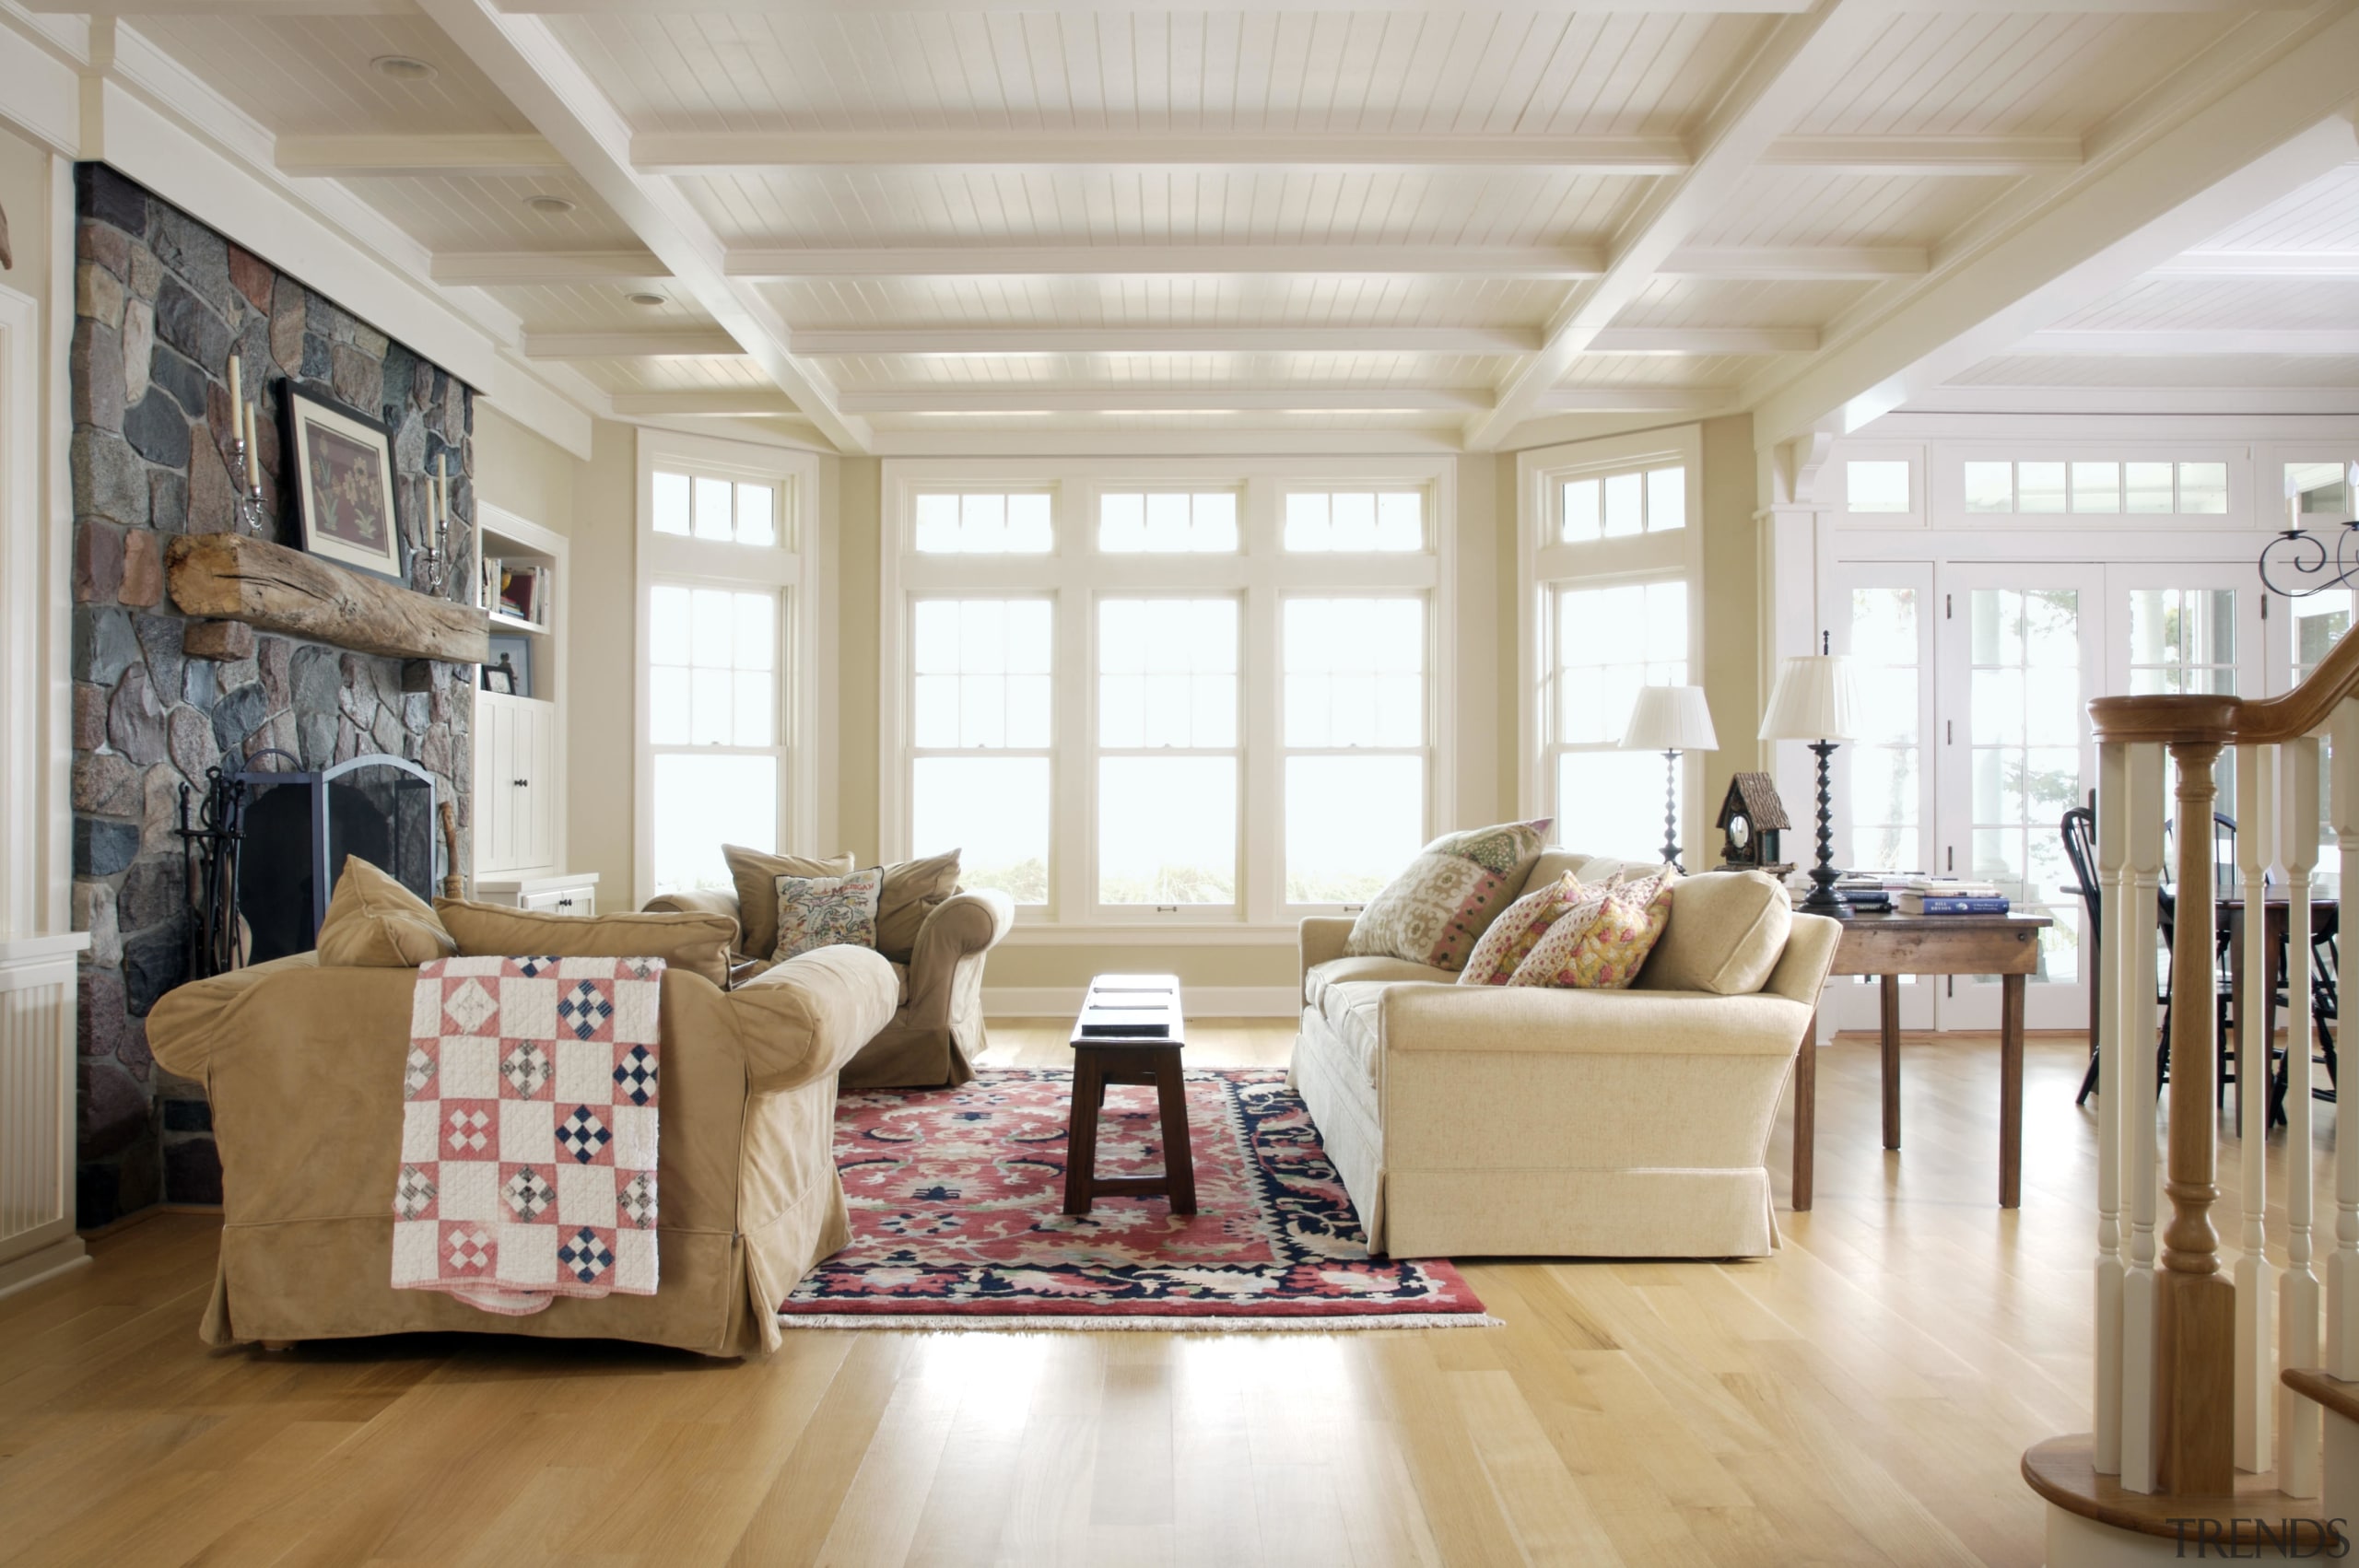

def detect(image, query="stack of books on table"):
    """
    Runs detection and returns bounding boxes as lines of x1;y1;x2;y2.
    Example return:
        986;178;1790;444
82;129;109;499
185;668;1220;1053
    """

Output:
1834;874;1897;913
1891;879;2011;916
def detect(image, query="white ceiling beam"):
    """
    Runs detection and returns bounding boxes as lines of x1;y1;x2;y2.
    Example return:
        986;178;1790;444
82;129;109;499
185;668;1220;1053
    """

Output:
724;243;1919;282
1746;1;2359;446
25;0;2316;13
1892;386;2359;416
2015;328;2359;355
431;248;667;285
628;131;2074;176
780;325;1812;357
275;132;567;178
411;0;866;451
611;391;803;417
2149;249;2359;278
837;387;1498;415
1467;0;1893;450
523;329;743;359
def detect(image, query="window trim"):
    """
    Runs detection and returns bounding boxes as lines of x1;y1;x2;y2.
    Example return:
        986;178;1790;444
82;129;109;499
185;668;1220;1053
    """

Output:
1516;427;1706;847
879;456;1455;931
634;429;822;907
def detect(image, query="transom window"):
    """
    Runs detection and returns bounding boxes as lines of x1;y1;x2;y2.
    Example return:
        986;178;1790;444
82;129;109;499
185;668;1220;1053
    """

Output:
1963;460;2227;515
1100;491;1238;554
1561;465;1684;542
1846;460;1911;514
886;461;1452;924
914;490;1054;554
651;468;779;546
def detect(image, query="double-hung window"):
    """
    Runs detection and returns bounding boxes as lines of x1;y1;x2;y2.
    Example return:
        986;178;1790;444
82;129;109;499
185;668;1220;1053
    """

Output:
637;435;817;901
1520;430;1702;855
883;462;1451;926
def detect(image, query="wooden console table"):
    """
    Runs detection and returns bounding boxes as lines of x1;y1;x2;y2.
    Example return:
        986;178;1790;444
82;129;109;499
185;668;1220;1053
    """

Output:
1790;910;2052;1211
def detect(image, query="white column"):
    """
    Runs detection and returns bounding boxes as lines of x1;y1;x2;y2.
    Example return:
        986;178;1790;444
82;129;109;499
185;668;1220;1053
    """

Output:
2330;701;2359;1379
2236;743;2277;1474
2120;740;2167;1493
2095;739;2128;1475
2284;735;2324;1499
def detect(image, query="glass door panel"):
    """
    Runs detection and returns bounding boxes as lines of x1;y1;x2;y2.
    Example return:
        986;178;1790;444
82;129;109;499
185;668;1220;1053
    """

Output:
1935;565;2102;1030
1829;563;1936;1034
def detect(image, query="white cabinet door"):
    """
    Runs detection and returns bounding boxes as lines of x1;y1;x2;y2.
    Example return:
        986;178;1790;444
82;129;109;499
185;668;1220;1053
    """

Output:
520;883;594;916
475;692;559;877
475;696;506;873
522;701;556;872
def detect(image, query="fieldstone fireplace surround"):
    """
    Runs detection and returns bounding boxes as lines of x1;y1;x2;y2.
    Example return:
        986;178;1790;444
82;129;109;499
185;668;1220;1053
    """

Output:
70;164;477;1226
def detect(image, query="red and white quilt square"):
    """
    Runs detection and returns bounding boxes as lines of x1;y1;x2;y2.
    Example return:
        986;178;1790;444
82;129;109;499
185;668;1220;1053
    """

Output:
556;1104;615;1166
433;1157;499;1223
440;975;503;1038
440;1099;496;1159
497;1222;557;1285
499;1040;553;1100
557;1226;617;1287
612;1043;658;1107
554;1037;612;1105
440;1222;496;1278
437;1036;499;1100
498;976;557;1039
556;1162;617;1228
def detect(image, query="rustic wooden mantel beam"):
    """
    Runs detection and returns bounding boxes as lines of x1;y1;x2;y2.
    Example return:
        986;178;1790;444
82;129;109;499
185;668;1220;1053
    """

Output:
166;533;488;665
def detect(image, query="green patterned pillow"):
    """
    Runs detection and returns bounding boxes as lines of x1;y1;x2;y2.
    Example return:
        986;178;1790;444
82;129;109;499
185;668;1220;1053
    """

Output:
1344;820;1554;971
772;868;885;961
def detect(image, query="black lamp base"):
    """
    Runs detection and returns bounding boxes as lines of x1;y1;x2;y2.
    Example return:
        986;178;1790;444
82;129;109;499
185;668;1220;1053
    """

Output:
1799;739;1852;919
1657;748;1683;872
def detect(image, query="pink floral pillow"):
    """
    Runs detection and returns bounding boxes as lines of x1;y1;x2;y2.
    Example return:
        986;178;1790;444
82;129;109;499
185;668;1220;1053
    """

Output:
1458;872;1589;986
1504;868;1679;990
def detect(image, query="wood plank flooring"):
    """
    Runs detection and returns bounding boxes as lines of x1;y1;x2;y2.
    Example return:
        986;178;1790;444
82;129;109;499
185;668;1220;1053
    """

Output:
3;1024;2339;1567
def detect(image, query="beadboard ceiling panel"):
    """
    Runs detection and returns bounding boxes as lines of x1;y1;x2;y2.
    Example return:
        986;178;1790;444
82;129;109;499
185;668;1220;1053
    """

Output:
336;176;642;255
1955;354;2359;387
134;15;534;136
754;275;1579;330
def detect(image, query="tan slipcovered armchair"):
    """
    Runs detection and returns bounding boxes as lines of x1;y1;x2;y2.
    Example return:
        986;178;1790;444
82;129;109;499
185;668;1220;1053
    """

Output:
644;886;1015;1090
1293;852;1841;1260
147;943;898;1358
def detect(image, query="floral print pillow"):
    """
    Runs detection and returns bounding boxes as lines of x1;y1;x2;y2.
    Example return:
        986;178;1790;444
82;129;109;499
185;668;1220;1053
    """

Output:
1458;872;1589;986
1504;868;1679;990
1344;819;1554;971
772;868;885;961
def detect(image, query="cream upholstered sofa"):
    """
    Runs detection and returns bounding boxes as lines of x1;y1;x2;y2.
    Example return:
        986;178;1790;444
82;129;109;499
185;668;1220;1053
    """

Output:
646;884;1015;1091
1294;850;1841;1259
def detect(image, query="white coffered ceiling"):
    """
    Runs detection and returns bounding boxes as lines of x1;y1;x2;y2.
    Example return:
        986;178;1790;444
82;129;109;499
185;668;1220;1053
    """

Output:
22;0;2359;454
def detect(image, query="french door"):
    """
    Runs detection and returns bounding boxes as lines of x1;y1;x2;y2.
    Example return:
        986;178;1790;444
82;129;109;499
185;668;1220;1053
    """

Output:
1828;560;2259;1033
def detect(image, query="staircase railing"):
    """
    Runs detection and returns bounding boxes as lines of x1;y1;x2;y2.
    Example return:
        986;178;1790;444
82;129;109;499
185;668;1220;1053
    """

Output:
2044;625;2359;1530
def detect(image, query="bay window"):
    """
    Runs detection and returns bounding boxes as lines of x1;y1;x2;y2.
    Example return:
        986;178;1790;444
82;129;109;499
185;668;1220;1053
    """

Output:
882;459;1452;928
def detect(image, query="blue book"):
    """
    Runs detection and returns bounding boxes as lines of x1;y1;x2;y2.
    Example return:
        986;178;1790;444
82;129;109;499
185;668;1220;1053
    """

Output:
1904;895;2012;915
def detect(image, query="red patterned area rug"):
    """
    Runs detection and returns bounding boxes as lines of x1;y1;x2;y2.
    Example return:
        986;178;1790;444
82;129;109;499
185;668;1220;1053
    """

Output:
779;1068;1491;1331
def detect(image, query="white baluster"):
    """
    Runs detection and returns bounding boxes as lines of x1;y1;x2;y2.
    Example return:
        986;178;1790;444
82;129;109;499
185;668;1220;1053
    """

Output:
2122;740;2166;1493
2330;701;2359;1379
2284;734;2324;1499
2236;743;2276;1475
2096;741;2127;1476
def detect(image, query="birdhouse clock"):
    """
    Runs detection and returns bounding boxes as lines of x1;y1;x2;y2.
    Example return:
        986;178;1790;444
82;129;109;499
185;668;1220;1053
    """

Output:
1716;773;1794;877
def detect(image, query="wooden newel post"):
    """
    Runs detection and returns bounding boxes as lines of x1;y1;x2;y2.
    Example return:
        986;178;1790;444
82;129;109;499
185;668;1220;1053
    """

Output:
2155;739;2234;1496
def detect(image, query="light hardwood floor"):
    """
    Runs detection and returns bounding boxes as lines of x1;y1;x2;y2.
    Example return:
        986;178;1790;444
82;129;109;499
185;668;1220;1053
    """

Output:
3;1024;2337;1567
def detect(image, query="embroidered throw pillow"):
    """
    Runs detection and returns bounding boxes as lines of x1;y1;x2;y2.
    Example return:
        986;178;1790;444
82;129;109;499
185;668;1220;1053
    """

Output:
1344;819;1554;971
772;868;886;961
1458;872;1588;986
1504;868;1680;990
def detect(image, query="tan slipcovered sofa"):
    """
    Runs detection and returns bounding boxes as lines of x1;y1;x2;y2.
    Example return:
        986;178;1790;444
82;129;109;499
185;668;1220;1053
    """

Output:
147;942;898;1358
645;884;1015;1090
1294;851;1841;1259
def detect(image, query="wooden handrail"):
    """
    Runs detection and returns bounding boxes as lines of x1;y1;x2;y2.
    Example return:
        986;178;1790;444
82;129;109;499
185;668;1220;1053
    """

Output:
2089;619;2359;746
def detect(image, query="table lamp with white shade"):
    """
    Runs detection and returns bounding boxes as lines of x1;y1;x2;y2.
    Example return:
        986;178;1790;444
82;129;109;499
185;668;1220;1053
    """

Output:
1757;632;1860;919
1618;685;1718;871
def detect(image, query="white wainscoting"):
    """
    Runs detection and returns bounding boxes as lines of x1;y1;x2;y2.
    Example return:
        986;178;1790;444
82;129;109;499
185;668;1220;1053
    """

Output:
985;986;1299;1022
0;934;89;1298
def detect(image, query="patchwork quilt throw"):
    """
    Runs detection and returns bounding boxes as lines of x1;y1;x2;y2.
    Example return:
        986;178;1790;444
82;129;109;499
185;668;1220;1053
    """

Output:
393;955;664;1316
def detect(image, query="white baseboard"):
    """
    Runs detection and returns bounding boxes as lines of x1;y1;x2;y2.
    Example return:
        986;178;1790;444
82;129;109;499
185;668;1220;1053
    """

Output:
0;1236;88;1301
985;986;1300;1021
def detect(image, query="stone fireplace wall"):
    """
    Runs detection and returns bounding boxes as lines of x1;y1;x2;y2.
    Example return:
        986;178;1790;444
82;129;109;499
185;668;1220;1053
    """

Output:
70;164;477;1226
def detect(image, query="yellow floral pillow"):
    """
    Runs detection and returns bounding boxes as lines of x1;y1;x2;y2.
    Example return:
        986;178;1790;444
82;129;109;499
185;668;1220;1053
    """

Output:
1457;872;1589;986
1504;868;1679;990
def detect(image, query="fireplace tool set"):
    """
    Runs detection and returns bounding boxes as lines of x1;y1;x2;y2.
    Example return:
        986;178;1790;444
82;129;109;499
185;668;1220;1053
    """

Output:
178;764;252;980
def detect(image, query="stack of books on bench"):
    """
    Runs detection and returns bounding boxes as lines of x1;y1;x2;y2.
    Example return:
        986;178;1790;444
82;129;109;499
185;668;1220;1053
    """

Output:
1074;974;1184;1041
1891;879;2011;916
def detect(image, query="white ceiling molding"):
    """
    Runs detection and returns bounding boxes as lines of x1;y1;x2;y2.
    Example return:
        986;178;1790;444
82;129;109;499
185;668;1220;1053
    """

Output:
777;326;1813;357
523;329;741;359
610;391;802;417
1465;0;1893;450
815;384;1728;415
1744;0;2359;445
2149;249;2359;277
430;249;668;285
412;0;869;452
1891;386;2359;416
627;131;2076;177
722;243;1922;282
2014;329;2359;355
0;9;81;155
275;133;568;179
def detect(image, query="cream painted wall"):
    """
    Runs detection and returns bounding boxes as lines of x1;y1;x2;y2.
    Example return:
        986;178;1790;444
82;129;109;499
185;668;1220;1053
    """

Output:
830;454;881;862
1698;413;1764;824
0;124;63;938
0;127;52;307
561;418;637;906
473;405;578;536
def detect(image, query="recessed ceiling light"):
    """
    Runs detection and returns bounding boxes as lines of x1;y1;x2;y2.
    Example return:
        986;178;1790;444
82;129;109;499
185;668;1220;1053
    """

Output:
523;194;577;216
626;291;667;307
370;55;437;82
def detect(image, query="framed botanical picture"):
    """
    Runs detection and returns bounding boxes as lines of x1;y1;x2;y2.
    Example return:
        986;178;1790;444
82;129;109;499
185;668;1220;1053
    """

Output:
285;384;403;581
